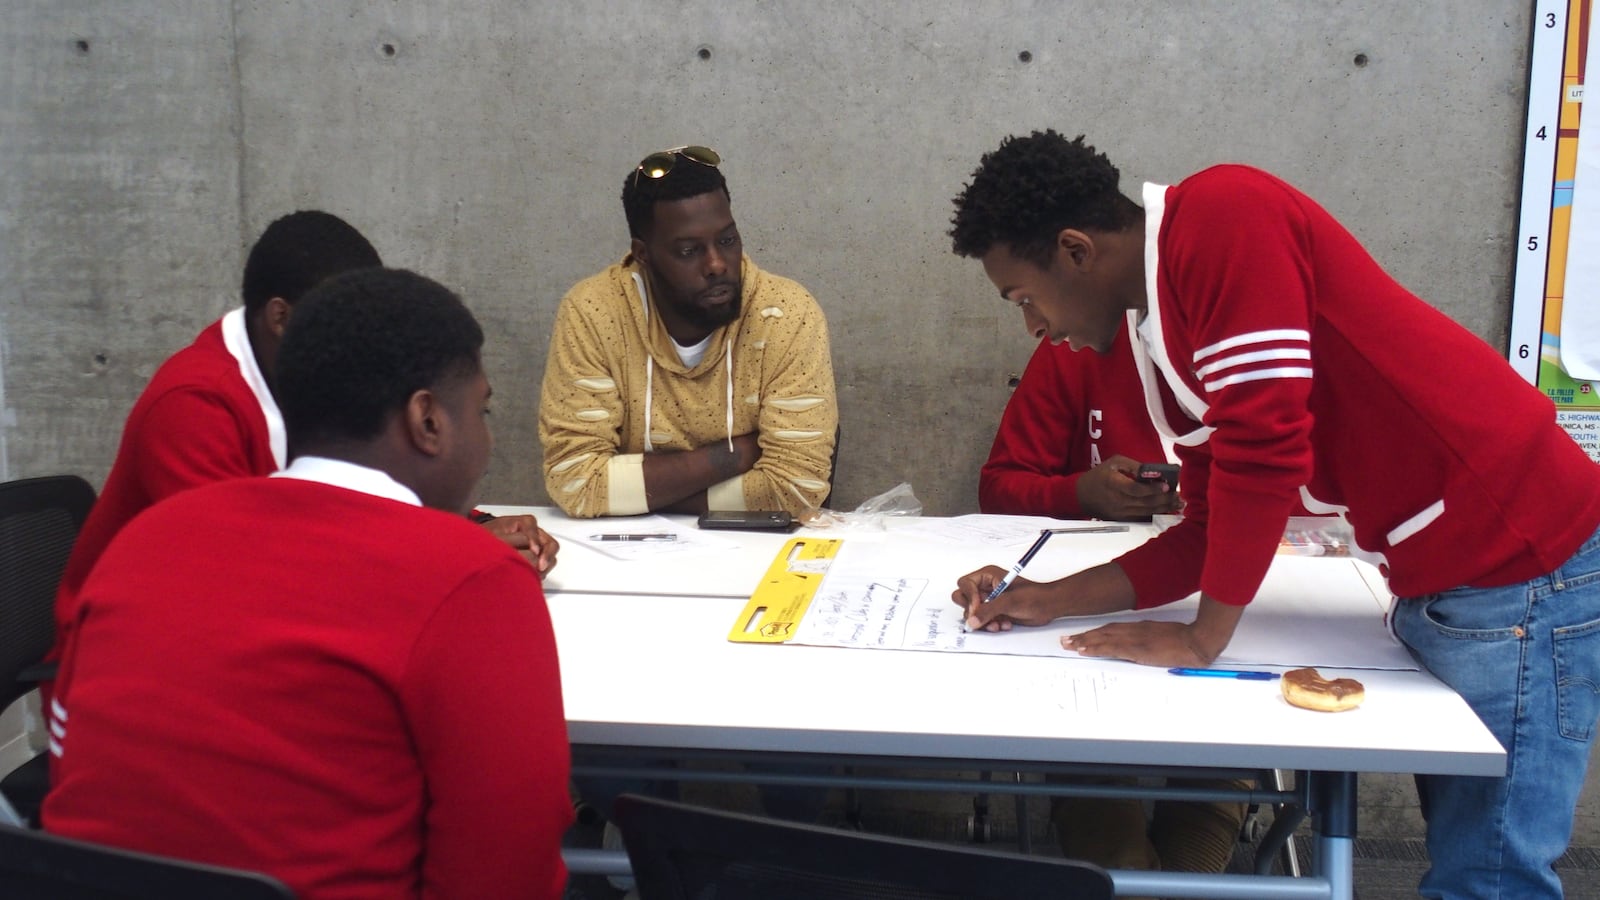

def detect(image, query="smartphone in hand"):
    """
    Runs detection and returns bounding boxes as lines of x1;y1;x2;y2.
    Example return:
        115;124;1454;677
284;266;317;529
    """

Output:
1134;462;1179;490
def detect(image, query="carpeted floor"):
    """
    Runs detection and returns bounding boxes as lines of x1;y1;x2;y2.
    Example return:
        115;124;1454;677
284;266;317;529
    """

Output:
563;790;1600;898
1339;838;1600;899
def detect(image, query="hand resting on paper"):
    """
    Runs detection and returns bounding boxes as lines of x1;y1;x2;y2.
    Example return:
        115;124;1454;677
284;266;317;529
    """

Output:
1062;595;1247;668
953;561;1242;669
481;514;561;577
1061;621;1216;668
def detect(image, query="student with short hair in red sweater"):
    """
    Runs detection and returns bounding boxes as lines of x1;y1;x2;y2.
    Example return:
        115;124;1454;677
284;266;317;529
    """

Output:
48;212;383;692
47;213;558;711
950;130;1600;899
981;323;1179;522
45;269;573;900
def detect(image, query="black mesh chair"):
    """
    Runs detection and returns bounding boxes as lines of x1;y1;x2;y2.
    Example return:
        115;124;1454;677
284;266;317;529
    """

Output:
0;823;294;899
612;793;1114;900
0;475;96;827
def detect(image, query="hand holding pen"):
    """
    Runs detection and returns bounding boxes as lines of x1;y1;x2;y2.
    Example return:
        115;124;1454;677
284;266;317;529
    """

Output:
953;526;1128;632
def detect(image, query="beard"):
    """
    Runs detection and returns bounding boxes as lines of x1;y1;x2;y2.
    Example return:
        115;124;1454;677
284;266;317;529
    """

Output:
668;280;742;332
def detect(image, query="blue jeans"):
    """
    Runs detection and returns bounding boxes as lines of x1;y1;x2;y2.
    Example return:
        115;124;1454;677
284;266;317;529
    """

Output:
1392;528;1600;899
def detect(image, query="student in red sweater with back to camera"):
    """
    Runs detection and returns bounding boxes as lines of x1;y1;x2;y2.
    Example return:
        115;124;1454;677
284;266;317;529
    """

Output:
45;213;558;711
45;268;572;900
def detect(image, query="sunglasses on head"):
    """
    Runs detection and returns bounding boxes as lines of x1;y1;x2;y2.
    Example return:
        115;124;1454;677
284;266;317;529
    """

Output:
633;145;721;186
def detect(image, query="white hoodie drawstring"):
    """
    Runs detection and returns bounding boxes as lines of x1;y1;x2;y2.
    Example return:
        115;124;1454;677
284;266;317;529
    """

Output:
724;338;735;452
633;270;736;454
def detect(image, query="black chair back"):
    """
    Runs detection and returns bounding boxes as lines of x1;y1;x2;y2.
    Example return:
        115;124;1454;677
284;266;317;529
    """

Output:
0;474;95;710
0;474;96;826
0;823;295;899
612;793;1114;900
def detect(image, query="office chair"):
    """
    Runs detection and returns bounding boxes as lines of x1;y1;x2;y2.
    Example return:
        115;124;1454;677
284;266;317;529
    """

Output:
0;823;294;899
612;793;1114;900
0;475;97;827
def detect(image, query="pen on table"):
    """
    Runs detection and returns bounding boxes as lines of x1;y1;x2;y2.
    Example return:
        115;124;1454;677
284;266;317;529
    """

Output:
590;533;678;542
1168;667;1281;681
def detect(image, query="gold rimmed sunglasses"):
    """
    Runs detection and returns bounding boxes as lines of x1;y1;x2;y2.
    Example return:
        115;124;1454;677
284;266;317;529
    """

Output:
633;145;721;186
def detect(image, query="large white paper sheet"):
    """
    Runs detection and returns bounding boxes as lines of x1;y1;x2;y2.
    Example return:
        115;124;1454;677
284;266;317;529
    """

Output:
787;541;1415;671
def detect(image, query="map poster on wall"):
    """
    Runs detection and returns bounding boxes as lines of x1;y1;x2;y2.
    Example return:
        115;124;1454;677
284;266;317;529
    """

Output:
1512;0;1600;459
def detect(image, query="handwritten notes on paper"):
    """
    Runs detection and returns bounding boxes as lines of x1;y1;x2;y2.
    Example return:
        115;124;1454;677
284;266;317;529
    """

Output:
789;575;974;651
778;540;1418;671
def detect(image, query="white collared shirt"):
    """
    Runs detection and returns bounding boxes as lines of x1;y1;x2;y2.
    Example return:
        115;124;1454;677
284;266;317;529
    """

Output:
271;456;421;507
219;308;288;469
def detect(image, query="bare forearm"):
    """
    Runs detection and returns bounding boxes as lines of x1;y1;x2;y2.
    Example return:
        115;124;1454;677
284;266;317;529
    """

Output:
1187;595;1246;663
642;435;760;511
1054;562;1139;616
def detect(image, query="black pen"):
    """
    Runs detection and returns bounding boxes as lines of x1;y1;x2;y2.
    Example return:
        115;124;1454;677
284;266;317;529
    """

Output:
591;533;677;542
983;529;1058;604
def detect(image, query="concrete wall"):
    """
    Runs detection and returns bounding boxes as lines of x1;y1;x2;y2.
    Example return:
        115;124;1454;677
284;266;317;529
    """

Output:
4;1;1534;511
6;1;1590;841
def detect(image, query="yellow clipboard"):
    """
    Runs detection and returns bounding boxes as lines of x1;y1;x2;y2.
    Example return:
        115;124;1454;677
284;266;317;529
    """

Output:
727;537;844;642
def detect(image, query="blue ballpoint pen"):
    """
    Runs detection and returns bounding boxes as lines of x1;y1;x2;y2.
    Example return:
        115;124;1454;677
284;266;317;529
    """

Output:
1168;667;1281;681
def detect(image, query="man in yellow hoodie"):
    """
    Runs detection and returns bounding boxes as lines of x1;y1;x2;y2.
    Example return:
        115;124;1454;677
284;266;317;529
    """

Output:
541;145;838;518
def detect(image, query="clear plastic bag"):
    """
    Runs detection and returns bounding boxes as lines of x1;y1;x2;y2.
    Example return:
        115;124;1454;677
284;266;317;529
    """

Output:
799;482;923;531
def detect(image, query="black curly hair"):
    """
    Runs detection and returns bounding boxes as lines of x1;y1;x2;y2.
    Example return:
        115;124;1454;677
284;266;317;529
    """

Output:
621;149;731;240
950;130;1142;266
276;268;483;451
241;210;382;314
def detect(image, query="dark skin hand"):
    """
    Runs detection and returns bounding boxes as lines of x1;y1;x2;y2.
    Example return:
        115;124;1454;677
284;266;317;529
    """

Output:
951;562;1243;668
481;515;561;577
1076;454;1183;521
645;433;763;515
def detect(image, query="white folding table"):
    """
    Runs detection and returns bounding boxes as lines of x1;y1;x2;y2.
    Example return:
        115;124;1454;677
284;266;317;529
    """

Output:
496;506;1503;899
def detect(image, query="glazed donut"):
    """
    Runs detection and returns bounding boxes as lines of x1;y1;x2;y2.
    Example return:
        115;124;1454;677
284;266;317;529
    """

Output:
1281;667;1365;712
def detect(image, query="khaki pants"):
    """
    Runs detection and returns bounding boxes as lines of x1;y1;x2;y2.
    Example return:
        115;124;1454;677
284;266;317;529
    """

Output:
1049;775;1248;898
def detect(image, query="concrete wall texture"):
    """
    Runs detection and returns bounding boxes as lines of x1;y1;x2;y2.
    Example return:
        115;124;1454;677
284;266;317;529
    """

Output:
5;2;1594;842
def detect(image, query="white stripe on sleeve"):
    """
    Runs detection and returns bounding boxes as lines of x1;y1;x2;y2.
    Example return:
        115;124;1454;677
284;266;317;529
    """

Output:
1192;328;1310;362
1195;347;1311;379
1205;367;1314;391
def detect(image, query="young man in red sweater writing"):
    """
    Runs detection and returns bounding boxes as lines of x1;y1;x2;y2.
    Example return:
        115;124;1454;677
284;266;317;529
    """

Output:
45;268;572;900
950;130;1600;899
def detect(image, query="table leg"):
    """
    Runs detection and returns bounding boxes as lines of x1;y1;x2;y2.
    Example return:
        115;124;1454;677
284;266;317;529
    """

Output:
1308;771;1356;900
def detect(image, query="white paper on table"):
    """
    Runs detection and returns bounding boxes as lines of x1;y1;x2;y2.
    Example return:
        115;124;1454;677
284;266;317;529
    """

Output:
542;513;739;562
1018;664;1259;717
786;543;1416;671
894;513;1112;548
